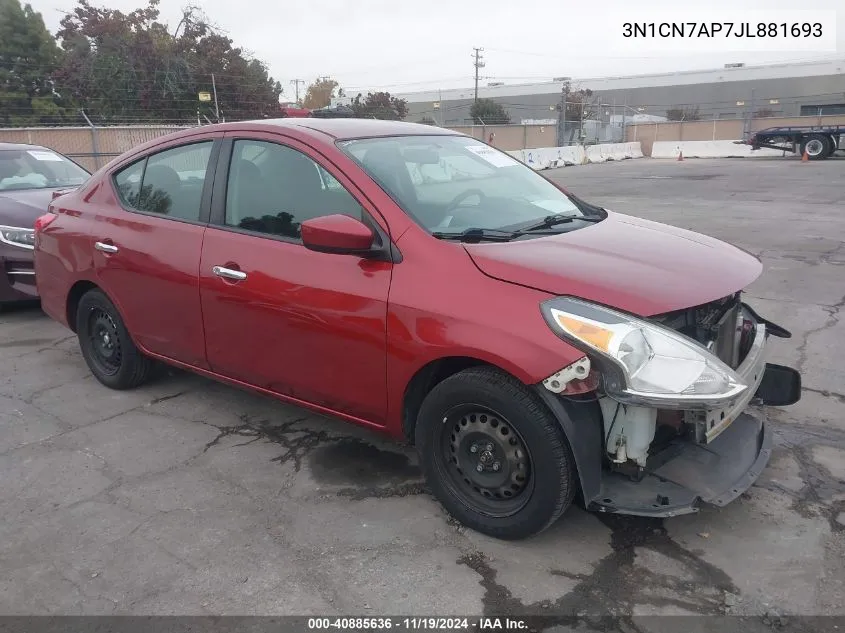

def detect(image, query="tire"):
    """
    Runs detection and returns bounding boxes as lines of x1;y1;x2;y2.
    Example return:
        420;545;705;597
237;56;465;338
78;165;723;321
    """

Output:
75;288;153;390
415;366;577;540
800;134;831;160
825;136;838;157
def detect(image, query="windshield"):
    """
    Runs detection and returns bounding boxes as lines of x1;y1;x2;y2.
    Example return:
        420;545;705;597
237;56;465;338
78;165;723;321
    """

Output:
0;148;90;192
339;135;587;235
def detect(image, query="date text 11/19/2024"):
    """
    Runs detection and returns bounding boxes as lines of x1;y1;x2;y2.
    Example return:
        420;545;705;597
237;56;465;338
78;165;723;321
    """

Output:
307;618;529;631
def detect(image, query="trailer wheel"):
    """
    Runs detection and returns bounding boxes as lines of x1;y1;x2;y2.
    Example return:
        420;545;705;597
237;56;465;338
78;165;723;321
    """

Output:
800;134;832;160
825;136;838;157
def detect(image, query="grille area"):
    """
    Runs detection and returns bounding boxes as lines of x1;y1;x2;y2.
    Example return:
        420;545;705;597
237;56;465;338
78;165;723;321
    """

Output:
652;293;748;369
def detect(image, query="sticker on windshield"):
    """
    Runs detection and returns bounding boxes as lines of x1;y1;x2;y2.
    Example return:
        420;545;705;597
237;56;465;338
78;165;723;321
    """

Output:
465;144;521;168
27;150;63;162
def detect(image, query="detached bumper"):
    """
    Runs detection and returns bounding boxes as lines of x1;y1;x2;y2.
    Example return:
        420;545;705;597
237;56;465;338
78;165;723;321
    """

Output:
589;411;772;517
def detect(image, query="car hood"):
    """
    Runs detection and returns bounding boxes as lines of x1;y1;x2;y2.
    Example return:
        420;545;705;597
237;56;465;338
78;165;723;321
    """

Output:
463;211;763;316
0;188;57;227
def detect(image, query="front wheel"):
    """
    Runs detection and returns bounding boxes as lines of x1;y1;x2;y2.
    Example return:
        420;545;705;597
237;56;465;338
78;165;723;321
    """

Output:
76;288;153;390
415;367;577;540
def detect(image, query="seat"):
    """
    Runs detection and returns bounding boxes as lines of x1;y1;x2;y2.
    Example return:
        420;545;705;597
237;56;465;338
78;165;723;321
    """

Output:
229;159;266;226
277;152;327;223
362;145;418;212
140;164;182;215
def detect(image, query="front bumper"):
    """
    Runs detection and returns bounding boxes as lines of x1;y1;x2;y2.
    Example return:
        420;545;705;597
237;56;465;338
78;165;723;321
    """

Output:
0;243;37;304
589;411;772;517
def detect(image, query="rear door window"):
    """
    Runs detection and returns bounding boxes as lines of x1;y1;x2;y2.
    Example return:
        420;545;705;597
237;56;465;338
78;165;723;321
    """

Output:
112;142;214;222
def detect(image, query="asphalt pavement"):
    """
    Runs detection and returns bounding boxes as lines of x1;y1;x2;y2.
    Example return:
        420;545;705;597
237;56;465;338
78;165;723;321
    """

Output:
0;156;843;628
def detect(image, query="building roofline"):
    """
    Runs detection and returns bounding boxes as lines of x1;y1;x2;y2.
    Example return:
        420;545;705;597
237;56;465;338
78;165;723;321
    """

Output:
392;57;845;103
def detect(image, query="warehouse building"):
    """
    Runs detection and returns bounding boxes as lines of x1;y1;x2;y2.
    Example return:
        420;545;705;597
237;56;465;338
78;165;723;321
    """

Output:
396;58;845;126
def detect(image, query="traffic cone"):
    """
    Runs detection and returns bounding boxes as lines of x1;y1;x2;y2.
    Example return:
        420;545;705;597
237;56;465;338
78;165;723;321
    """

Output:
802;148;809;162
677;150;684;161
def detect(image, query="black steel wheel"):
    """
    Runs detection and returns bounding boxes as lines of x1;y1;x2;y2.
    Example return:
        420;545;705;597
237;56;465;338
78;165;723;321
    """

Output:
86;308;122;376
76;288;153;390
416;366;577;540
438;405;534;517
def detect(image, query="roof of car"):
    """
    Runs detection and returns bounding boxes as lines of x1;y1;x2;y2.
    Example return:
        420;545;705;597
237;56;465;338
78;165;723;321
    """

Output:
220;117;462;140
0;142;49;151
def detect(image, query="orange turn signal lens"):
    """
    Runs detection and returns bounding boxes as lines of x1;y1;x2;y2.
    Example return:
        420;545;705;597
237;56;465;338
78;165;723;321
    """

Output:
554;314;613;351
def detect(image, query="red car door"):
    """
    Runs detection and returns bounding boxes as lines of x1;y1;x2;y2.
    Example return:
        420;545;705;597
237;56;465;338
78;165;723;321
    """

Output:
198;133;393;426
91;134;222;368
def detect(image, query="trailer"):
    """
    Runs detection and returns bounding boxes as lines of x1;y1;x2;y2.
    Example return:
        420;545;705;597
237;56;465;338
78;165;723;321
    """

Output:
737;125;845;160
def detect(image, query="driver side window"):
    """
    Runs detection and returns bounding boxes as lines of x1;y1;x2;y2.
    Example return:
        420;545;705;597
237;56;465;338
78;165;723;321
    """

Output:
224;139;364;241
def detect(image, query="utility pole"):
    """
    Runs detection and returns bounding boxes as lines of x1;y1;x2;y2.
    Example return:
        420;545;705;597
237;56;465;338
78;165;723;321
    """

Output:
290;79;306;105
211;73;220;122
557;84;569;146
472;47;485;103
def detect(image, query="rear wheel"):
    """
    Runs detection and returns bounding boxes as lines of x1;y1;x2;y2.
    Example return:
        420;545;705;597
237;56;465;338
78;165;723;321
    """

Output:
800;134;832;160
76;289;153;390
415;367;577;540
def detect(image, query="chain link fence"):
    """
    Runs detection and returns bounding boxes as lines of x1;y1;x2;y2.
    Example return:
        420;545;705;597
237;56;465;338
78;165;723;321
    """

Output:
0;124;194;172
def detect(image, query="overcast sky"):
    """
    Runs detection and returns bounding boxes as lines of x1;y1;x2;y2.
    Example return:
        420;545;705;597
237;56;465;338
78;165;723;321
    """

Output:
28;0;844;98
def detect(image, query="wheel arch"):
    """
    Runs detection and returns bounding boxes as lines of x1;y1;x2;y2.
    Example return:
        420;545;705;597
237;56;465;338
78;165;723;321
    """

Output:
402;356;498;443
400;354;602;507
65;279;101;333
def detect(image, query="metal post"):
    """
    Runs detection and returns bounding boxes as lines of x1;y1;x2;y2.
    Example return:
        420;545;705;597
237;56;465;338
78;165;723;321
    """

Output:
80;109;101;170
211;73;220;122
558;85;568;146
621;96;627;142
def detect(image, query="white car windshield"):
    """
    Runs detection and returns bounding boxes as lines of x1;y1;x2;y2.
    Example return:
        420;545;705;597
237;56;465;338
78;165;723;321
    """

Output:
0;148;90;192
339;135;585;235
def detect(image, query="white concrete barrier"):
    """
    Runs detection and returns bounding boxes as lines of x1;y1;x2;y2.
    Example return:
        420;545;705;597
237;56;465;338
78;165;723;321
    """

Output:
507;141;644;170
651;140;790;159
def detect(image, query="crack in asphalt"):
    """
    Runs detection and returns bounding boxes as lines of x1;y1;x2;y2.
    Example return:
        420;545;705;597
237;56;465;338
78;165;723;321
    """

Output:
459;514;738;631
802;386;845;405
795;293;845;374
200;414;426;499
769;422;845;535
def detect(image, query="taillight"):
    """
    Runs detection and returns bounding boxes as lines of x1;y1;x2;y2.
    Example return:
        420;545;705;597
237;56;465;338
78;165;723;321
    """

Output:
34;212;58;233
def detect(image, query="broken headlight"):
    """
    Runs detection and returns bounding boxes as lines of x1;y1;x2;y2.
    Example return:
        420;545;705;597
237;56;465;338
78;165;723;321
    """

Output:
541;297;747;409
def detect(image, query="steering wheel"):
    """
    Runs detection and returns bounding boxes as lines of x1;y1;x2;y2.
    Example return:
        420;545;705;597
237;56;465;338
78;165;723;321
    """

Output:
444;189;487;215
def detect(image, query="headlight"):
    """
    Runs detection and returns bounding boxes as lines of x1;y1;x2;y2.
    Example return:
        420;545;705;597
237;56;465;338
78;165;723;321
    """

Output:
541;297;747;409
0;225;35;250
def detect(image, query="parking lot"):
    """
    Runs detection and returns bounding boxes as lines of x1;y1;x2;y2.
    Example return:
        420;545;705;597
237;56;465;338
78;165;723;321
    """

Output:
1;156;843;623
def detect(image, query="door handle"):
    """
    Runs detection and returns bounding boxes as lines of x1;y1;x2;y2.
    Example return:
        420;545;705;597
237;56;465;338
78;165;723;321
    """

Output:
94;241;118;254
212;265;247;281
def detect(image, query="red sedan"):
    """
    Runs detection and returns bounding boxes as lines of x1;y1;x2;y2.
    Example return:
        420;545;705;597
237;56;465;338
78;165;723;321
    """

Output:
33;119;800;539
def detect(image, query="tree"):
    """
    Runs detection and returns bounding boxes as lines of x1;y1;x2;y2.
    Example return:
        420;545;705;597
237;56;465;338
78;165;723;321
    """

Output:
0;0;69;126
469;98;510;124
666;106;702;121
559;82;595;121
302;77;338;110
52;0;282;123
350;92;408;120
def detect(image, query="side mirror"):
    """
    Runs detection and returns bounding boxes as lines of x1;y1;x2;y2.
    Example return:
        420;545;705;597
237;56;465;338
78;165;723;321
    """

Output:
301;214;376;256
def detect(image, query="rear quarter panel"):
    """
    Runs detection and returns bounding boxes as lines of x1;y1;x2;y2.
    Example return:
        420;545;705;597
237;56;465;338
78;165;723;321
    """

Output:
35;183;100;328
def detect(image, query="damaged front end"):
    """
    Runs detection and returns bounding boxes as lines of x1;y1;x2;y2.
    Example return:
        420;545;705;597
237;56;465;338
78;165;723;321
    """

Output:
537;293;801;518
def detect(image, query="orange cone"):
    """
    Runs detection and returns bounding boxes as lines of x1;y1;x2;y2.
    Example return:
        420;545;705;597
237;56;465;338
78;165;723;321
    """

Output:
802;148;809;162
677;150;684;161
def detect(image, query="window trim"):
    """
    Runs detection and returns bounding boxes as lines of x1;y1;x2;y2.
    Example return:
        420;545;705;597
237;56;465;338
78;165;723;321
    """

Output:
209;135;397;260
109;138;222;226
